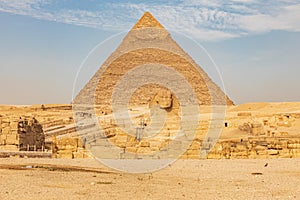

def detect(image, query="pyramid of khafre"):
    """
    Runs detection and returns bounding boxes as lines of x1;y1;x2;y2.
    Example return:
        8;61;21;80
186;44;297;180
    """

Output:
74;12;234;112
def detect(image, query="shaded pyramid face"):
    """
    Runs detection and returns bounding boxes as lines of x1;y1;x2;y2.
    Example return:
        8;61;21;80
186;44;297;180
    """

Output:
74;11;234;112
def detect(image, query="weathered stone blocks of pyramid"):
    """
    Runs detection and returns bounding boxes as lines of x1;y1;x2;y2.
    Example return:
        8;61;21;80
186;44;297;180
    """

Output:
74;12;234;109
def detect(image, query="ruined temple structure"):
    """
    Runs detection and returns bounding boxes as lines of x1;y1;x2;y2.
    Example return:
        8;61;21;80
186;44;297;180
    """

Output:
0;116;45;151
74;12;234;113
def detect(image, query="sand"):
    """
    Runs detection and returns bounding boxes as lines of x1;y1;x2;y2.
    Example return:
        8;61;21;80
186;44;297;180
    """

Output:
0;158;299;200
1;102;300;199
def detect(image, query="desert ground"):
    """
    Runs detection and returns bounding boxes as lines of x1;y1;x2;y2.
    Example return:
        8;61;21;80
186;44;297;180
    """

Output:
0;158;299;200
1;102;300;199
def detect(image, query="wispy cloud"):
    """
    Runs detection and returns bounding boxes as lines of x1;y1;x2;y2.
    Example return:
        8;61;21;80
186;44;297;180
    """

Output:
0;0;300;41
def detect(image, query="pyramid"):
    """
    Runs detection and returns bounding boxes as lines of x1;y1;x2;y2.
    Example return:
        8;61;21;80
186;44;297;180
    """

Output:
132;11;164;29
74;12;234;113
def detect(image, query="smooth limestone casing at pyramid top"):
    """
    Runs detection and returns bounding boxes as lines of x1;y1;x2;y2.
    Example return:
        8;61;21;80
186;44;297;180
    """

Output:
74;12;234;114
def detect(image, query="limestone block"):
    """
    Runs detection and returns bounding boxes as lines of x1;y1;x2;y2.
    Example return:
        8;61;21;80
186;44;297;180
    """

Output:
291;149;300;157
189;141;201;150
57;150;73;159
136;147;151;154
0;135;5;145
256;150;267;157
294;143;300;149
103;128;116;138
5;134;18;145
230;152;248;159
150;146;159;152
277;121;291;127
65;144;77;151
10;122;18;130
11;131;18;137
254;145;267;151
280;141;288;149
140;141;150;147
56;138;78;151
287;143;296;149
235;143;248;152
126;136;139;147
125;147;137;153
116;135;128;143
77;138;85;148
248;151;258;159
0;145;18;151
267;149;279;155
186;149;199;156
212;143;223;154
1;118;10;124
2;127;11;134
73;152;84;159
267;143;275;149
278;149;292;158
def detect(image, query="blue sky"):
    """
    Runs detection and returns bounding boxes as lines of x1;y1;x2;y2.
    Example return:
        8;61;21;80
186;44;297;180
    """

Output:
0;0;300;105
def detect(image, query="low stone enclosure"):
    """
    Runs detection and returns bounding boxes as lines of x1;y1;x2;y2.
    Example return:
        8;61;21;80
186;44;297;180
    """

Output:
0;114;88;159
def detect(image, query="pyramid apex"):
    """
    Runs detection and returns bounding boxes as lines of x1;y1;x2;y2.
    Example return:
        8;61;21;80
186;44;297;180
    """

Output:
132;12;164;30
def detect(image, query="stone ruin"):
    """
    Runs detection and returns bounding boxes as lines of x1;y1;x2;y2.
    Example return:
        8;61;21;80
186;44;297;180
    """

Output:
237;113;298;137
51;136;89;159
239;122;265;136
0;116;45;151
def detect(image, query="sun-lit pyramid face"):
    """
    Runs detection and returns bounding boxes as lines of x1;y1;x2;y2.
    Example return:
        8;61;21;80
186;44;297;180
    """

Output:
132;12;164;30
74;12;233;108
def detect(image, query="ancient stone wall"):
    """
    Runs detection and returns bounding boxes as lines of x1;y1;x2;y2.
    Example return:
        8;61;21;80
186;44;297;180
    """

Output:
0;116;45;151
206;138;300;159
52;136;90;159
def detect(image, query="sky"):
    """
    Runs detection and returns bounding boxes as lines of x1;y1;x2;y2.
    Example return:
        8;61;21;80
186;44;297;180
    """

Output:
0;0;299;105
